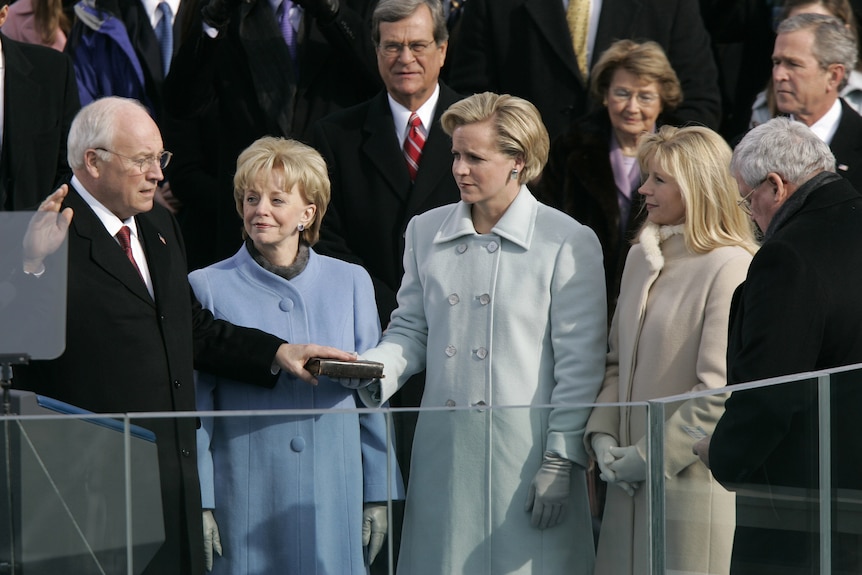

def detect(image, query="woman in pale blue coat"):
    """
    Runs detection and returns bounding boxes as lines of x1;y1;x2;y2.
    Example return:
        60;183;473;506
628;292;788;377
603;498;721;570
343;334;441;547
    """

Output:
190;137;403;575
357;93;608;574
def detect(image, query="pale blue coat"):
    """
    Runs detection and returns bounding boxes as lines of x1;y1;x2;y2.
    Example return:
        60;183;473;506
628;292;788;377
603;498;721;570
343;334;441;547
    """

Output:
190;246;403;575
361;188;607;574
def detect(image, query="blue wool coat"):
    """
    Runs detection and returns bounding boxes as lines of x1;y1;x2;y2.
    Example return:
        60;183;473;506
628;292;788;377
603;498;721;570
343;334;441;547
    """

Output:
189;246;403;575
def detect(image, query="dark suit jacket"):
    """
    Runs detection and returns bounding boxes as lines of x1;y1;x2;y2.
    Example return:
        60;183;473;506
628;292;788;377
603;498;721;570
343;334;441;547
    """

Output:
446;0;720;140
534;109;646;318
312;85;464;325
0;33;80;211
162;0;381;266
14;188;283;575
829;98;862;193
710;173;862;573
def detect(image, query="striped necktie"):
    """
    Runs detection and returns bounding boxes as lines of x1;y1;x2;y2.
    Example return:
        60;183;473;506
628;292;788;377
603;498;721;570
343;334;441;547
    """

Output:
403;112;426;182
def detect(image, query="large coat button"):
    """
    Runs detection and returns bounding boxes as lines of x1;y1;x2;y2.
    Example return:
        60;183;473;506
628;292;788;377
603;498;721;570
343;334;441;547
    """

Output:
456;244;468;254
475;347;488;359
290;437;306;452
478;293;490;305
445;399;456;407
279;299;294;312
445;345;457;357
447;293;460;305
486;241;499;253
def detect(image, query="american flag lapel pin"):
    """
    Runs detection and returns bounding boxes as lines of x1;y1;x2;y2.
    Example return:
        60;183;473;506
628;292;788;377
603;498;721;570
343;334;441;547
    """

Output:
838;164;849;172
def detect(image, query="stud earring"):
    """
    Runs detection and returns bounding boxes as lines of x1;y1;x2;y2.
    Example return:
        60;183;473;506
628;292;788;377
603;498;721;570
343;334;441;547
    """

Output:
297;223;305;232
511;169;519;180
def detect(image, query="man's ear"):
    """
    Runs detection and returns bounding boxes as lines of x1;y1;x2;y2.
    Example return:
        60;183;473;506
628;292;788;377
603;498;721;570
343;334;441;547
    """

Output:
0;5;9;28
768;172;792;204
827;63;846;94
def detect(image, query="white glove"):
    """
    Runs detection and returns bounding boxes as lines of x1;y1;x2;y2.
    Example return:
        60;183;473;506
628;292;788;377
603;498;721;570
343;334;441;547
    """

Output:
608;445;647;484
362;502;387;565
202;510;223;571
591;434;637;496
524;452;572;529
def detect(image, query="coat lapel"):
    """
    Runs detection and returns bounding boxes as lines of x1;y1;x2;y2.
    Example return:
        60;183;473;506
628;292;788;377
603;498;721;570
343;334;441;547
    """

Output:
524;0;581;82
136;213;172;305
362;93;412;200
594;0;643;66
66;190;154;305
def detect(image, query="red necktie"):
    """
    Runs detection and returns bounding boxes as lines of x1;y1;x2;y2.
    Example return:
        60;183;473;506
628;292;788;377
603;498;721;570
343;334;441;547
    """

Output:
403;112;426;182
116;225;143;279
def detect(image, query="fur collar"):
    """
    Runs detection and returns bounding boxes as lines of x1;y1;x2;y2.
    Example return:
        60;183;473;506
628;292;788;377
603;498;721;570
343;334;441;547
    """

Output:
639;222;685;272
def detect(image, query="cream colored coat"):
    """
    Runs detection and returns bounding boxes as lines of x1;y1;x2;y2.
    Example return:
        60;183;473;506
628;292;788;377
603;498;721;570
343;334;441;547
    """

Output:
585;227;752;575
361;188;607;574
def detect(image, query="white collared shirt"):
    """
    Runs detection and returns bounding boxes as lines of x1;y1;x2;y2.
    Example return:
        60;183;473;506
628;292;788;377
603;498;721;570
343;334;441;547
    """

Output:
71;176;155;299
389;83;440;149
797;98;842;145
141;0;180;30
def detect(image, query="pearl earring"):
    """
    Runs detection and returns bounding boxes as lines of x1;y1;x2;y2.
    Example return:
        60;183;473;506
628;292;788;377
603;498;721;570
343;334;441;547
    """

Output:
297;223;305;232
511;169;519;180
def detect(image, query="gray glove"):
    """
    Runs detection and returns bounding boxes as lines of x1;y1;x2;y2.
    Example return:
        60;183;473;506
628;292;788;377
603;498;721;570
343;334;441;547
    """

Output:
608;445;647;484
294;0;339;23
362;502;387;565
524;452;572;529
202;510;223;571
591;434;636;496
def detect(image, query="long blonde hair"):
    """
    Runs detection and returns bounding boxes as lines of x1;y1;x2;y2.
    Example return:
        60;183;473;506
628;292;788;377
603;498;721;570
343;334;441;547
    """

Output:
636;125;758;255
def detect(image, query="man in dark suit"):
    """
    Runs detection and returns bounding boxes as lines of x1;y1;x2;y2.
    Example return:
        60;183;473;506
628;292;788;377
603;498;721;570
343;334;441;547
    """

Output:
162;0;381;267
695;117;862;574
0;1;80;211
445;0;720;140
770;13;862;192
314;0;460;330
15;97;356;575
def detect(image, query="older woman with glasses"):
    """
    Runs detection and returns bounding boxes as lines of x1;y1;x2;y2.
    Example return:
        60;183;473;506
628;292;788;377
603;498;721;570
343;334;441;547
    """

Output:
536;39;683;321
584;125;758;575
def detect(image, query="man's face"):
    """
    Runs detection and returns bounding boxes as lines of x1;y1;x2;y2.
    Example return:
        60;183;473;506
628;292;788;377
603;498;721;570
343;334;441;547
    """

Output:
376;4;447;111
88;106;165;220
772;28;842;125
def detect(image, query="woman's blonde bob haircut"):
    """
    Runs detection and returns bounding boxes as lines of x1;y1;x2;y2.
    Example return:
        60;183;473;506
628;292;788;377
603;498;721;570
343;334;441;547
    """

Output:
636;125;758;255
233;137;330;246
440;92;550;184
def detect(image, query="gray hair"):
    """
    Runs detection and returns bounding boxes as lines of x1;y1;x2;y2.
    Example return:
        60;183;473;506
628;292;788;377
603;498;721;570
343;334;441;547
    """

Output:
67;97;150;170
778;13;858;89
371;0;448;46
731;117;835;187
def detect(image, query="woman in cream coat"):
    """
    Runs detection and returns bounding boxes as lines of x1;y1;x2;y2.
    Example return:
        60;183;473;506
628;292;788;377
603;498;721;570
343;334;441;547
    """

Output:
585;125;758;575
358;93;607;574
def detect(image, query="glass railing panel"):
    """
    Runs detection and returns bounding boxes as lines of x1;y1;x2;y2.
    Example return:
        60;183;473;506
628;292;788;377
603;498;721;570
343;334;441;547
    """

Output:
0;394;160;575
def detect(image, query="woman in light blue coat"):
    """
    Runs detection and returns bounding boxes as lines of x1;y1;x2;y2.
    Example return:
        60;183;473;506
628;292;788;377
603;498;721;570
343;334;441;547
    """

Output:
357;93;608;574
190;137;403;575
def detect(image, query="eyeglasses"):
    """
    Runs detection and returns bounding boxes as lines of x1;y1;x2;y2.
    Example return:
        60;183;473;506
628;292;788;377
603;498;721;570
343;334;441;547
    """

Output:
608;88;660;106
737;178;767;215
378;40;437;56
95;148;173;173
